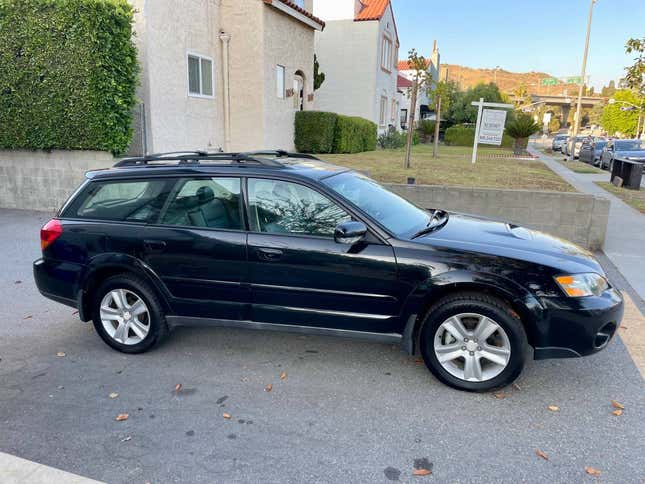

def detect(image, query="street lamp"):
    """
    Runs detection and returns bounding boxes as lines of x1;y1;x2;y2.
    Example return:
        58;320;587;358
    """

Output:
568;0;596;159
608;98;644;138
494;66;500;85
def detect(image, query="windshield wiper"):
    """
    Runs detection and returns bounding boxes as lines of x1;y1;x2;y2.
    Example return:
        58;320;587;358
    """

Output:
411;210;449;239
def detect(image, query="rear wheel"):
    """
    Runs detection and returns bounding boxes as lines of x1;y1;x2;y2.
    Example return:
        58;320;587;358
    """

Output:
419;293;528;392
92;274;168;353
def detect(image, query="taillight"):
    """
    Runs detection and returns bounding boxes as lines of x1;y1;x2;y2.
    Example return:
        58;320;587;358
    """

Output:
40;219;63;251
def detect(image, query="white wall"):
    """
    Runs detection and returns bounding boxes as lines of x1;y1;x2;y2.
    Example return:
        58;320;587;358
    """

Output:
313;0;361;20
373;5;399;132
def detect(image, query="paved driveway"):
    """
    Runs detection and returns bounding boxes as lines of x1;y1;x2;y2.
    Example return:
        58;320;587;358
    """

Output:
1;209;644;483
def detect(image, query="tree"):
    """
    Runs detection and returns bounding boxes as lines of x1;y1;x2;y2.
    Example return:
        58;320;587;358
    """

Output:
428;80;457;158
512;82;531;108
601;81;616;98
505;113;541;155
601;89;643;136
403;49;432;169
313;54;325;91
447;83;507;124
624;37;645;95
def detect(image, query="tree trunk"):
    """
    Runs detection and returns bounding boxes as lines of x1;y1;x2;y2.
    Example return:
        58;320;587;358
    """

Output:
404;81;418;169
433;95;441;158
513;137;528;155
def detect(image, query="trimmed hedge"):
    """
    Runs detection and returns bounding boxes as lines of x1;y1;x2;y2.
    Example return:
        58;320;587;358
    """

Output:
0;0;138;154
295;111;376;154
444;124;513;148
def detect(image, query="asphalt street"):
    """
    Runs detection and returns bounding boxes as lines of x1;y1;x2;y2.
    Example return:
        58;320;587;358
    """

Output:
1;208;644;483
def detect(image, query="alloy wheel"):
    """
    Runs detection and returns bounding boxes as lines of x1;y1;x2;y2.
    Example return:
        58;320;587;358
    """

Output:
433;313;511;382
100;289;150;345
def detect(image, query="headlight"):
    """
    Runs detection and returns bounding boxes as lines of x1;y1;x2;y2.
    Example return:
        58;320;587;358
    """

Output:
554;273;608;297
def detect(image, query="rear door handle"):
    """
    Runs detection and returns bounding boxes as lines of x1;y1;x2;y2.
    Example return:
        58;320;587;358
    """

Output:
143;239;166;252
257;247;283;261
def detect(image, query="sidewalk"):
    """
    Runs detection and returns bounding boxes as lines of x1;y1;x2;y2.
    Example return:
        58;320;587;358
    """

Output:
530;145;645;303
0;452;103;484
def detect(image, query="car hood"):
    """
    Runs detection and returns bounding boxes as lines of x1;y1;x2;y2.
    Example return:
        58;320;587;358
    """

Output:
615;150;645;160
415;213;602;275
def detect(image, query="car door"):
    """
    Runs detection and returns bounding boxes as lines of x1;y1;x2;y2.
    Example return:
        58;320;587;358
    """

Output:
141;176;249;320
601;142;613;169
245;176;404;334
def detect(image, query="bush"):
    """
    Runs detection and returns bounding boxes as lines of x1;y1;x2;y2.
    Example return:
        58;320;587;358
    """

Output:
294;111;338;153
444;124;513;148
0;0;139;155
295;111;376;153
377;127;419;149
417;119;436;143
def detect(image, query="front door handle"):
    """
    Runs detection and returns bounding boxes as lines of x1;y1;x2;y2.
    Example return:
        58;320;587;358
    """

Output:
143;239;166;252
257;247;283;261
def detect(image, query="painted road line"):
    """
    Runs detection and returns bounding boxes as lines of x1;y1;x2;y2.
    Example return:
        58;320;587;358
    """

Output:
619;294;645;379
0;452;104;484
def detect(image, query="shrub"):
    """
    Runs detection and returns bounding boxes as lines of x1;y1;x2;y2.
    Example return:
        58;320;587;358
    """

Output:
505;113;541;154
0;0;139;155
417;119;436;142
377;127;419;149
295;111;376;153
444;124;513;148
295;111;338;153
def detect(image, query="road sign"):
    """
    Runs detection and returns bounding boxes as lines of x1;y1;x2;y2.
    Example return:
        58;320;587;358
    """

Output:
470;98;514;163
540;78;558;86
478;109;507;146
565;76;583;84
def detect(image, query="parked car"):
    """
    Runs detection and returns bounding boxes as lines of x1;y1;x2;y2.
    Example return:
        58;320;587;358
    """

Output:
579;138;607;165
600;139;645;170
563;136;586;158
34;151;624;392
552;134;569;152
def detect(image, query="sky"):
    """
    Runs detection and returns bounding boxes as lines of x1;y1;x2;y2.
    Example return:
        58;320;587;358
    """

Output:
392;0;645;90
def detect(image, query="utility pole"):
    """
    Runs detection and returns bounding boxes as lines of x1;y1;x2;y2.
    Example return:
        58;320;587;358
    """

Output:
568;0;595;159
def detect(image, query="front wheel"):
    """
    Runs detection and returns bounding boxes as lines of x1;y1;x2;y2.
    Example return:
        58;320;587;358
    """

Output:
419;293;528;392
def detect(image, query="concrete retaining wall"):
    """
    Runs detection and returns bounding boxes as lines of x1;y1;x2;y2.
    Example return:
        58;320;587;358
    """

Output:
0;150;115;213
386;184;610;250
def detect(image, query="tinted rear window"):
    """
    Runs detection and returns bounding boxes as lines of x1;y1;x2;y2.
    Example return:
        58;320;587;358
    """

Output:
62;179;174;223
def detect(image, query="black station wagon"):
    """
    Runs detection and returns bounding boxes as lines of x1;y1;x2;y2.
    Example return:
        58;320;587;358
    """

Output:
34;151;624;391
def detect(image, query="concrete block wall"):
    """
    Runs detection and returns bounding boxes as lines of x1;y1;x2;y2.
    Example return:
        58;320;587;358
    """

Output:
386;184;610;250
0;150;115;213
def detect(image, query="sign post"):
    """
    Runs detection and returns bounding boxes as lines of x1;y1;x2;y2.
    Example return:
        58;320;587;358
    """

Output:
471;98;514;164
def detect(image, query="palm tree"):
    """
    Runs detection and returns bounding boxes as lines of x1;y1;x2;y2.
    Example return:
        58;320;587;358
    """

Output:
505;113;541;155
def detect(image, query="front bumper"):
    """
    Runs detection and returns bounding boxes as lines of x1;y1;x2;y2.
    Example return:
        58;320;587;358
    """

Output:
533;287;623;359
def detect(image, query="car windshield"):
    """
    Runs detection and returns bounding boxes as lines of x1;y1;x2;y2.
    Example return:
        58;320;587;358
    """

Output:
615;140;645;151
323;171;431;237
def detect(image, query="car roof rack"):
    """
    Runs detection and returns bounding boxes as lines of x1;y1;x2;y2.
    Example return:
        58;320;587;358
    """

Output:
113;150;321;168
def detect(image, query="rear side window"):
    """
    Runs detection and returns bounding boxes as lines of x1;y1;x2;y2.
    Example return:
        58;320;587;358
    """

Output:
63;179;173;223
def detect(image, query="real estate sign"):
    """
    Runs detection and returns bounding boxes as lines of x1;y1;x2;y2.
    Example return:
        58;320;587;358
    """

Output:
478;109;507;146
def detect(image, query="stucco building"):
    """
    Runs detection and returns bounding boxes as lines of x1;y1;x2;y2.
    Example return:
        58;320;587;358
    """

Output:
127;0;324;155
313;0;400;133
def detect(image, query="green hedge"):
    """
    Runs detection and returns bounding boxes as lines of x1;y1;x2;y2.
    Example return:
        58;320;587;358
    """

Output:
0;0;138;154
295;111;376;154
444;124;514;148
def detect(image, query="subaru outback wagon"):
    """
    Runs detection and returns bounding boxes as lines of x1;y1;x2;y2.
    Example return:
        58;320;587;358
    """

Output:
34;150;623;391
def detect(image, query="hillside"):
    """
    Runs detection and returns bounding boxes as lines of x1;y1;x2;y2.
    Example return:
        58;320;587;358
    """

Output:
439;64;581;96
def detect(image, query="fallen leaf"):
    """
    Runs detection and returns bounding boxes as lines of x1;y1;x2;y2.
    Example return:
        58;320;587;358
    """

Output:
414;358;423;365
620;326;628;330
120;436;131;442
611;400;625;410
547;405;560;412
56;352;66;357
174;383;182;393
115;413;129;422
23;315;33;320
513;383;522;391
223;412;232;419
265;384;273;392
535;449;549;461
585;467;601;476
412;469;432;476
280;371;287;381
612;409;623;416
109;392;119;399
493;392;506;399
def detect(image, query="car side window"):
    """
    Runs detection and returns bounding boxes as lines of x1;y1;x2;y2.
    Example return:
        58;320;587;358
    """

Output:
67;179;173;222
159;177;243;230
247;178;351;237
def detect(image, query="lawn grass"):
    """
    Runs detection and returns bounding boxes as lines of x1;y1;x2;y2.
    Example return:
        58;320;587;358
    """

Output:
596;182;645;213
322;144;575;192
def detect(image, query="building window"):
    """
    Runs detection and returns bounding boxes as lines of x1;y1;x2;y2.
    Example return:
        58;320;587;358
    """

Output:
379;96;388;126
391;99;398;122
381;36;392;71
276;65;285;98
400;108;408;128
188;53;214;98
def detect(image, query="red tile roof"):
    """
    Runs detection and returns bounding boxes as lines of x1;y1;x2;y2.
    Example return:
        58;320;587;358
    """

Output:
397;75;413;88
397;59;431;71
355;0;390;21
264;0;326;29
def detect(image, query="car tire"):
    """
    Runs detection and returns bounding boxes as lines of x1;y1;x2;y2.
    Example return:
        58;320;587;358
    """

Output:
419;292;528;392
92;274;168;354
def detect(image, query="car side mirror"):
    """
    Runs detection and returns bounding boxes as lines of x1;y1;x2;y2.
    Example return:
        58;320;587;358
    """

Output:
334;221;367;245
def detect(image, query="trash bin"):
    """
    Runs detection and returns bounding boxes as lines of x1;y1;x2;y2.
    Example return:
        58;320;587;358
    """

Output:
611;158;643;190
